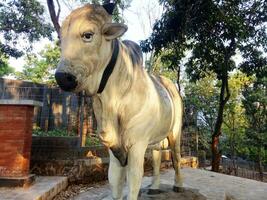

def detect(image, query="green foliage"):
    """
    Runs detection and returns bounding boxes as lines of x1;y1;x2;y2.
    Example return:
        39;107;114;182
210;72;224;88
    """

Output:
141;0;267;81
142;0;266;171
33;127;102;146
151;49;178;82
33;127;76;136
15;42;60;85
0;53;14;77
111;0;132;23
185;72;219;126
242;77;267;165
184;72;219;150
221;72;253;158
86;136;101;146
183;71;262;160
0;0;53;60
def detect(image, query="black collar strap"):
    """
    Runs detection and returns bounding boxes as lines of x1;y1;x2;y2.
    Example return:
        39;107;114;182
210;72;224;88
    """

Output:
97;39;119;94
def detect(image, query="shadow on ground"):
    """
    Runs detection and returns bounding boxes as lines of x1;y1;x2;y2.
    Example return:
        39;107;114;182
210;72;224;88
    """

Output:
137;184;207;200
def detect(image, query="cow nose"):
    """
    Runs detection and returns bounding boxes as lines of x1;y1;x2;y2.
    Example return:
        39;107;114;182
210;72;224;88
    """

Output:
55;72;78;91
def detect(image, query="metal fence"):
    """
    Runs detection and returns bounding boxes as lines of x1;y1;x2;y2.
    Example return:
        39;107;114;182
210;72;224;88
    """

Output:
0;78;198;153
0;78;97;145
2;78;266;183
221;158;267;182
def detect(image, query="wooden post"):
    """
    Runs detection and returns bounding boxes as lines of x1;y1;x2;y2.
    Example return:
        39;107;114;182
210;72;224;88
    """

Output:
196;129;199;156
78;91;85;147
81;97;89;146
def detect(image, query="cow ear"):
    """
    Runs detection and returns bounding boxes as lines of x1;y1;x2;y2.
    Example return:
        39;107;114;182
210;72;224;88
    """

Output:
102;23;128;40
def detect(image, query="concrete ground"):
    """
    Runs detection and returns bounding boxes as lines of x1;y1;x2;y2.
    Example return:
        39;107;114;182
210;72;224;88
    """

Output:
1;168;266;200
74;168;267;200
0;176;68;200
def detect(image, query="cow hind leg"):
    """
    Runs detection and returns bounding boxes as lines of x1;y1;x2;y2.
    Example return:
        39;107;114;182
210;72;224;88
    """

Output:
148;148;162;194
127;141;147;200
109;150;126;200
168;130;183;192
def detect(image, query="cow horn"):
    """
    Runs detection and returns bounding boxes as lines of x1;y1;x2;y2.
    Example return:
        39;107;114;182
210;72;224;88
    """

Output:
103;3;116;15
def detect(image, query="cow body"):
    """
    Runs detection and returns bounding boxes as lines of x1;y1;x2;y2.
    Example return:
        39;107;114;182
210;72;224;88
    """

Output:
55;4;183;200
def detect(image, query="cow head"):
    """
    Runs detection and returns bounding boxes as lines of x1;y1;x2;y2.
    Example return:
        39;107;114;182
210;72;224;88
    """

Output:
55;3;127;94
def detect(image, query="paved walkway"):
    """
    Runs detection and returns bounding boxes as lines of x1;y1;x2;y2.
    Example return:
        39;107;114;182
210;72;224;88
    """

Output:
74;168;267;200
0;176;68;200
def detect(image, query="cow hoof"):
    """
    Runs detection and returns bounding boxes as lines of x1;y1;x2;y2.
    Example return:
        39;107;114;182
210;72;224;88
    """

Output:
173;186;184;193
147;189;162;195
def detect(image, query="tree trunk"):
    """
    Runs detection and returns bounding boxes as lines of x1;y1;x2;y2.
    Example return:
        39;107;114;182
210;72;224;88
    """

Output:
232;129;238;175
211;37;235;172
211;74;230;172
211;135;221;171
229;125;237;175
176;68;181;92
47;0;61;39
257;146;264;181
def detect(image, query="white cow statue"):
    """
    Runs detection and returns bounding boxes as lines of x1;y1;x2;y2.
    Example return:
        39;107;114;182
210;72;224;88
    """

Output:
55;3;183;200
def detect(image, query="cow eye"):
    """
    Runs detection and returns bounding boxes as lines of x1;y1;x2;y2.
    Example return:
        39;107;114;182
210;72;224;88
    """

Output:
82;32;94;42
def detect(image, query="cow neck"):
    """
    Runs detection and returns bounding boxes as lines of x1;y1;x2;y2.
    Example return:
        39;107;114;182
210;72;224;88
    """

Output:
97;39;119;94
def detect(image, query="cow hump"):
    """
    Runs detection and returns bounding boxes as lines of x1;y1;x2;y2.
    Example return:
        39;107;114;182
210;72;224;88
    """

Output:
122;40;143;67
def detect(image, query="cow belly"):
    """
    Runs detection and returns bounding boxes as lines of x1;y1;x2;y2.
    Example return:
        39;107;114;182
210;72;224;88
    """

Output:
148;75;174;143
147;109;173;144
121;90;173;149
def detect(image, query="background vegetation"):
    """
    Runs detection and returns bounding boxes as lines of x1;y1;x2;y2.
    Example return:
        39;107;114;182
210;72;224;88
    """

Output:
0;0;266;178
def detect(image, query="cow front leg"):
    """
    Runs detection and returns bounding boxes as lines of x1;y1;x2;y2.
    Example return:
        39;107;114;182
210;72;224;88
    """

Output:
109;150;126;200
127;142;147;200
148;149;162;194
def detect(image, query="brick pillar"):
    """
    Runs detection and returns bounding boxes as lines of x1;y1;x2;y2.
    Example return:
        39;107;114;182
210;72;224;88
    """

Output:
0;100;42;187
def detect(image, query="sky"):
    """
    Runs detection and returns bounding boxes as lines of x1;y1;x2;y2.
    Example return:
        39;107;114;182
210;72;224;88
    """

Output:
8;0;162;72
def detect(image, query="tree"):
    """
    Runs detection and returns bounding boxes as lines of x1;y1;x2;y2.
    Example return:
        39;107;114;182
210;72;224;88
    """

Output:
47;0;61;38
131;0;163;74
242;77;267;180
15;43;60;85
184;72;219;153
141;0;267;171
0;53;13;77
47;0;132;39
151;49;178;82
0;0;53;64
221;72;252;174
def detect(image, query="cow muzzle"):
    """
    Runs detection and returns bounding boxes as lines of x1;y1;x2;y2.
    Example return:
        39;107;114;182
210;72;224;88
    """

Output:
55;72;78;92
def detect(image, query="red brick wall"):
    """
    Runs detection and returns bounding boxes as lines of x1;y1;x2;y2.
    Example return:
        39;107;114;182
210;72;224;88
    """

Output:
0;105;34;177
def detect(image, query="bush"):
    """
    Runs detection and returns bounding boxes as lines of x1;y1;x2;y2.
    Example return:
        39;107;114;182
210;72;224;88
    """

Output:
32;127;76;137
86;135;101;146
